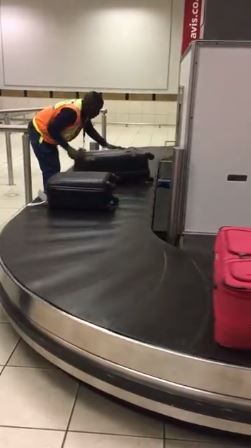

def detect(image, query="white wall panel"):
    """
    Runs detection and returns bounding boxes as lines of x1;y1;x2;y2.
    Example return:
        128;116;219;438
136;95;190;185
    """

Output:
178;47;192;148
185;45;251;233
0;0;184;92
0;1;4;87
168;0;184;93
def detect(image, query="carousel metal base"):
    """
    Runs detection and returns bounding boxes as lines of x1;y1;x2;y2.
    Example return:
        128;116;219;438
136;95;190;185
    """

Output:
1;148;251;436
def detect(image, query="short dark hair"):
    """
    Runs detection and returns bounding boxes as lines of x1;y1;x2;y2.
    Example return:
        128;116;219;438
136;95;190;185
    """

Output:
84;91;104;110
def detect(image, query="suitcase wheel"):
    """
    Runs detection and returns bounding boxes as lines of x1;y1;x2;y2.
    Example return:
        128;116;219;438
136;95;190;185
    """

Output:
108;197;119;211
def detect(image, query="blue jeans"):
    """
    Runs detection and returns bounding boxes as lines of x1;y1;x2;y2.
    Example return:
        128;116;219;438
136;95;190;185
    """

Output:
28;121;60;192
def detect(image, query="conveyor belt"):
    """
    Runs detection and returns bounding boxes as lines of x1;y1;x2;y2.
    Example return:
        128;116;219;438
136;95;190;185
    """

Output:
1;147;251;435
0;184;211;352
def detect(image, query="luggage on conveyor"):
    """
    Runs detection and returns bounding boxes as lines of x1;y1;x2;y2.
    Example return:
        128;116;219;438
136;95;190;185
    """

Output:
214;226;251;349
74;148;154;183
47;171;118;211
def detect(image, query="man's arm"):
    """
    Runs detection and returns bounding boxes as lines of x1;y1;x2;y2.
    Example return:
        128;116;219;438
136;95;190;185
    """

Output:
84;119;107;147
48;108;77;149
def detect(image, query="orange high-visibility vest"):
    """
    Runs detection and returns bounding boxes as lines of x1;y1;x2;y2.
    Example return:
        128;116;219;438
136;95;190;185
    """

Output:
33;99;83;144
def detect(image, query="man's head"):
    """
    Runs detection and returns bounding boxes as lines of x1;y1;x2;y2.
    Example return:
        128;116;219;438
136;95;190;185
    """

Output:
82;91;104;120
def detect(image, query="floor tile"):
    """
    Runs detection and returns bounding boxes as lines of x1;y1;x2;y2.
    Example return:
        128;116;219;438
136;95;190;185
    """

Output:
8;340;53;368
0;366;78;429
64;432;163;448
0;323;19;364
0;427;64;448
0;185;25;209
69;385;163;438
0;303;9;323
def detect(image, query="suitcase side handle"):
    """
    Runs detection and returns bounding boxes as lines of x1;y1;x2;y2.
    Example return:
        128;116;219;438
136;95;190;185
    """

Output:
146;152;155;160
125;148;154;160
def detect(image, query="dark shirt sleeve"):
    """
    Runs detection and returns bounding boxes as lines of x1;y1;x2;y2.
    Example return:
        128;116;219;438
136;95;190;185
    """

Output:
48;108;77;149
84;119;107;147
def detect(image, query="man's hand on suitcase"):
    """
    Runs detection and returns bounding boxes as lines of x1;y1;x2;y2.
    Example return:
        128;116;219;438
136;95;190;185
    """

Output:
67;145;79;160
67;146;86;160
106;143;125;150
76;148;86;159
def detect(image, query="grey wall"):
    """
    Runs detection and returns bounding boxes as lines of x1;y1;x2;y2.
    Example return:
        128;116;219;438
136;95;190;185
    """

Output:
204;0;251;40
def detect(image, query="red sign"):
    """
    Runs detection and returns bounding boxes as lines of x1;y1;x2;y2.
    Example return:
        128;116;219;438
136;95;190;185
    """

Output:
182;0;204;54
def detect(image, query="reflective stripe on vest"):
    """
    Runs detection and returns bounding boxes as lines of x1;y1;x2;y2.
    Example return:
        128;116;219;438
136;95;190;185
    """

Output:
33;99;83;145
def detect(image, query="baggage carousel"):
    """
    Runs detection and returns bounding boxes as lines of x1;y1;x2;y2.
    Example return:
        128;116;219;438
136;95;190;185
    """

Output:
0;148;251;436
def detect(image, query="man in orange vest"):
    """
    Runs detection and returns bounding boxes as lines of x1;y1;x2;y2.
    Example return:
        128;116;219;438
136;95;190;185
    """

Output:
28;91;117;193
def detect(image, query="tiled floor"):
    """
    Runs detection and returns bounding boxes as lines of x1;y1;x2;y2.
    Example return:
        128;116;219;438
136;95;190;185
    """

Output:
0;125;250;446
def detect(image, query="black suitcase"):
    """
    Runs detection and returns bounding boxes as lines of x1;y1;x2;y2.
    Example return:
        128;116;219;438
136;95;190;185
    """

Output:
74;148;154;183
47;171;118;211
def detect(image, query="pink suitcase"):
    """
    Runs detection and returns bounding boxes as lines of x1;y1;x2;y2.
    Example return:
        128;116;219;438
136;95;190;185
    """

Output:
214;226;251;349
